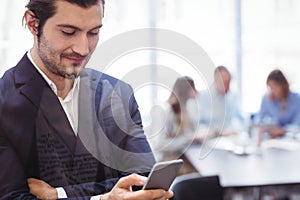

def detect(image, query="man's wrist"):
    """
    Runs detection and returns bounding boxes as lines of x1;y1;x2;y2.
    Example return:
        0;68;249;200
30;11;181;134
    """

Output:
99;193;109;200
50;187;58;199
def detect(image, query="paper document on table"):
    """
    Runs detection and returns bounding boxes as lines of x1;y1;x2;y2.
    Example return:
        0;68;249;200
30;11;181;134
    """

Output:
261;139;300;151
204;136;235;151
204;134;261;155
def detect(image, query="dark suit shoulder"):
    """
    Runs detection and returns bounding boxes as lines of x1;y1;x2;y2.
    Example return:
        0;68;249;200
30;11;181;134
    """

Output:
84;68;131;89
1;66;16;84
0;67;18;104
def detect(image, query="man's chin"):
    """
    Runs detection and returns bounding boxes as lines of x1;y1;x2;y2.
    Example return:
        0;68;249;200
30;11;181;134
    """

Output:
64;67;84;79
63;74;78;79
56;70;79;79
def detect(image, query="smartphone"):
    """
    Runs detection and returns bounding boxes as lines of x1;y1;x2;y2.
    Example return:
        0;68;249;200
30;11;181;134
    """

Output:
142;159;183;191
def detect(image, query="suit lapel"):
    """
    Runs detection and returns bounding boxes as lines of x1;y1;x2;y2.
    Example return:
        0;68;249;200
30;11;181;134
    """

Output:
76;71;97;155
39;87;77;153
15;54;47;109
77;71;113;162
15;54;76;153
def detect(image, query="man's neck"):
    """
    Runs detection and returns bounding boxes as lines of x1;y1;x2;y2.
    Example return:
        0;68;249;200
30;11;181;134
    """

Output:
29;49;75;99
55;78;75;99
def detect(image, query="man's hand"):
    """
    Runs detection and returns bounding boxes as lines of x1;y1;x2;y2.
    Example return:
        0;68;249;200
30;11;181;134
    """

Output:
27;178;58;200
101;174;173;200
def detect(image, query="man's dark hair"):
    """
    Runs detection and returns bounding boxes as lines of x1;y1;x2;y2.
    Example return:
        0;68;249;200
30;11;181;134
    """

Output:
25;0;105;37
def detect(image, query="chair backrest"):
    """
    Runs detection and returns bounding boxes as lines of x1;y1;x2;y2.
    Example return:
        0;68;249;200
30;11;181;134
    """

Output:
170;173;223;200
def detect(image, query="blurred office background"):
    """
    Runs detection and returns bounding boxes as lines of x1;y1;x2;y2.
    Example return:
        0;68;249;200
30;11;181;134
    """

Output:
1;0;300;123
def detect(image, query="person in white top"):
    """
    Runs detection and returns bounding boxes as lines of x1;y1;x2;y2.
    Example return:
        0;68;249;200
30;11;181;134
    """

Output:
197;66;244;137
159;76;198;174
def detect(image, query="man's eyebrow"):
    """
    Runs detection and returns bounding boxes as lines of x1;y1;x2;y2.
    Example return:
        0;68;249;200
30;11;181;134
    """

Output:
56;24;103;31
91;24;103;30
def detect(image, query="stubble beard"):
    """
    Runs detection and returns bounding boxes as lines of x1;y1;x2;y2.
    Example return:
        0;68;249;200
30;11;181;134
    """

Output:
37;35;89;80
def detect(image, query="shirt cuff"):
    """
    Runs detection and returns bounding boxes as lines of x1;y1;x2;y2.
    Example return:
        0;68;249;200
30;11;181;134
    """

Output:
56;187;102;199
91;195;102;200
56;187;68;198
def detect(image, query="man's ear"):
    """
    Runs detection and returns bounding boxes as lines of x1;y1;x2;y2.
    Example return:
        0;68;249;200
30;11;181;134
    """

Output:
24;10;39;36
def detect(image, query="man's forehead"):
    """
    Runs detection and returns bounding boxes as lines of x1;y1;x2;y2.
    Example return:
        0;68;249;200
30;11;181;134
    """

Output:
53;1;103;15
50;1;103;26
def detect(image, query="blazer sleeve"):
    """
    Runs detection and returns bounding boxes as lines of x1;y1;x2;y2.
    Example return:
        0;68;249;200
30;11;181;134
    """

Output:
110;82;156;173
62;177;119;198
0;134;38;200
0;77;38;200
61;79;155;198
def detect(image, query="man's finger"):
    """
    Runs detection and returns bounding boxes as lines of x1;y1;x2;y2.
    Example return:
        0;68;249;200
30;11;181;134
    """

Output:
116;174;147;188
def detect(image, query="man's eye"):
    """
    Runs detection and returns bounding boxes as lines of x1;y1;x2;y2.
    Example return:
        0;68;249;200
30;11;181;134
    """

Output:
89;29;100;35
62;30;75;36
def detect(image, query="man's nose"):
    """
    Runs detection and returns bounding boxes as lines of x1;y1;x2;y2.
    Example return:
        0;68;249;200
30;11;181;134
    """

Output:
73;35;89;56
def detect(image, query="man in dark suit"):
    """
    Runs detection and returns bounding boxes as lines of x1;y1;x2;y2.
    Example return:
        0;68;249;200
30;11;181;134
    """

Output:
0;0;173;199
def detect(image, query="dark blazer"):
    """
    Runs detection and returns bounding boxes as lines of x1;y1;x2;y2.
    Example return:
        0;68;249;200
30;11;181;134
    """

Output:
0;54;155;199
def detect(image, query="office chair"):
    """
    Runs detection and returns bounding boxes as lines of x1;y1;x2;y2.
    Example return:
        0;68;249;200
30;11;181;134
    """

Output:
170;173;223;200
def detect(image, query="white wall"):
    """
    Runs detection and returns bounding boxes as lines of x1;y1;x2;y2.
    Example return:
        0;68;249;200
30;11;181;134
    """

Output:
1;0;300;119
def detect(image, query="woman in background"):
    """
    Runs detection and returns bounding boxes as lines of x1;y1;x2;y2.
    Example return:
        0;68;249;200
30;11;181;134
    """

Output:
160;76;199;174
258;69;300;137
166;76;198;138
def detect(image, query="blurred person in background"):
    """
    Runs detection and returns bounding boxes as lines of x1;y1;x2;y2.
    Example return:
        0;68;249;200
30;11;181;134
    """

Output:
257;69;300;137
166;76;198;139
197;66;244;137
159;76;199;175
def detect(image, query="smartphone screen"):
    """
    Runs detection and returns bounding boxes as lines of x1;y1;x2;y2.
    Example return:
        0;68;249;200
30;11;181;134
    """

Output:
142;159;183;191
